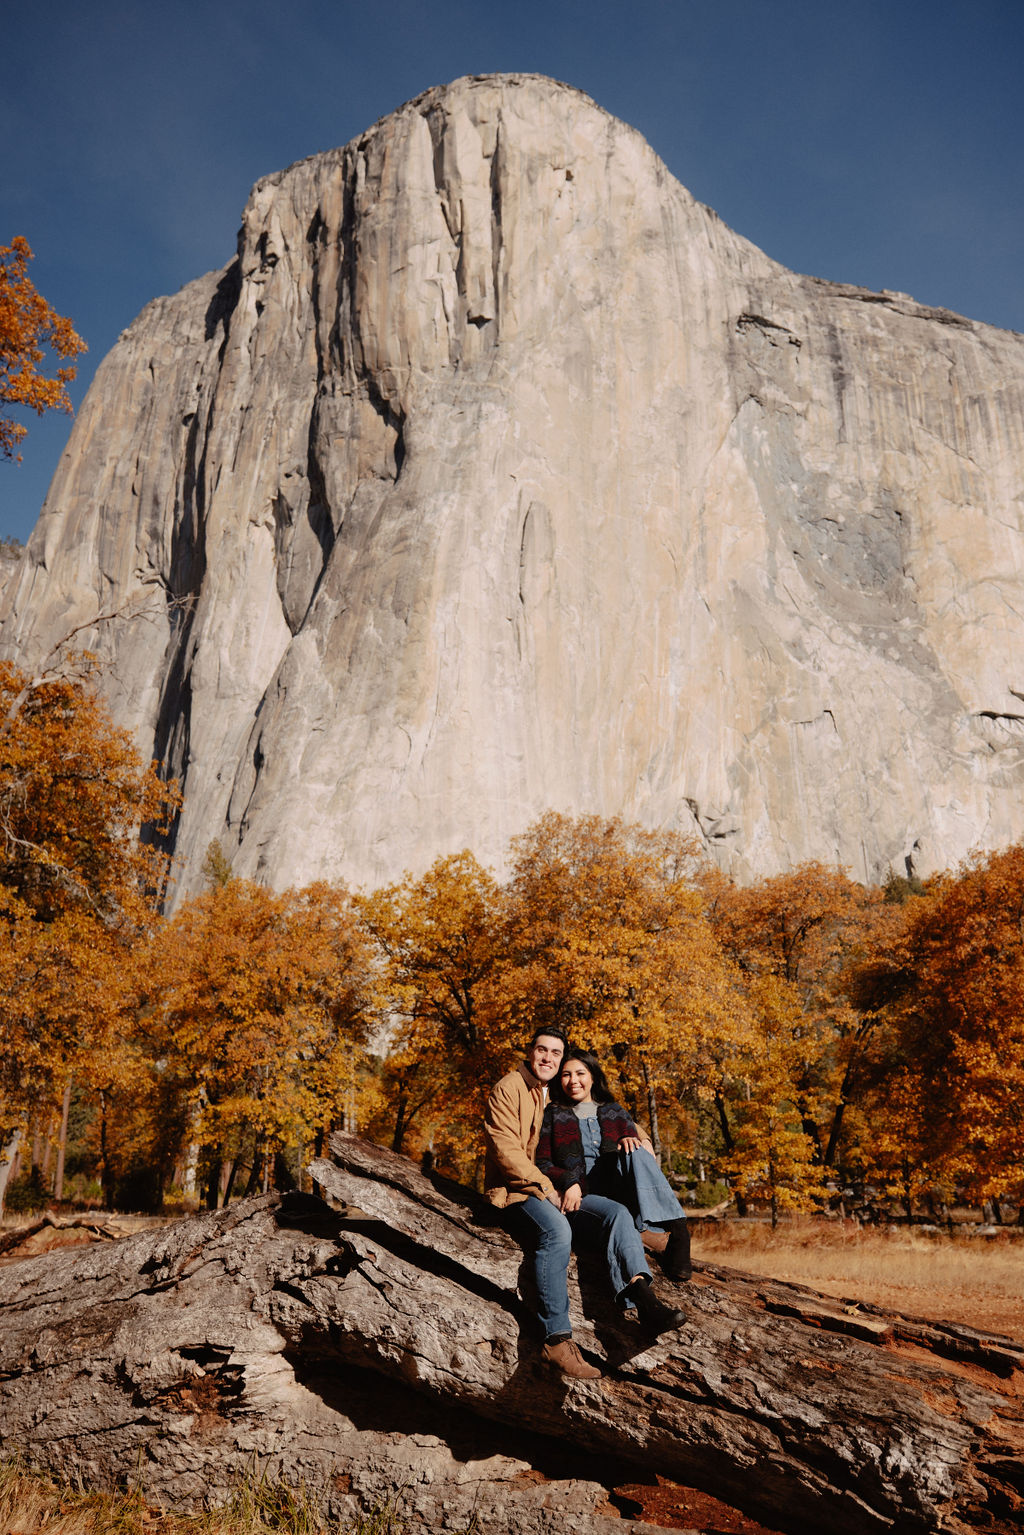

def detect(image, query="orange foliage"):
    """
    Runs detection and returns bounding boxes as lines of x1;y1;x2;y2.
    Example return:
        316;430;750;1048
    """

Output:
701;862;892;1172
723;975;829;1225
0;658;176;926
358;851;506;1168
145;878;372;1201
501;814;743;1153
865;846;1024;1204
1;656;1019;1221
0;238;86;460
0;660;178;1177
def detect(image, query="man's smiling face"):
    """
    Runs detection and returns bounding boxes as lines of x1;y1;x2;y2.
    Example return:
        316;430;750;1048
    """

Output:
528;1033;565;1083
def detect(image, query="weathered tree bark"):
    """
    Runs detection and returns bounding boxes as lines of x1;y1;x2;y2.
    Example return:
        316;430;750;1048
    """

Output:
54;1075;73;1202
1;1133;1022;1535
0;1127;21;1217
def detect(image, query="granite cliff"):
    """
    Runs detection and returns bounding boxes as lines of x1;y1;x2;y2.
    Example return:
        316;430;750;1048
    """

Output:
3;73;1024;898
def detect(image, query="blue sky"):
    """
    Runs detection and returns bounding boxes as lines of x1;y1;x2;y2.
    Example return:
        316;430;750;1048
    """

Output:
4;0;1022;544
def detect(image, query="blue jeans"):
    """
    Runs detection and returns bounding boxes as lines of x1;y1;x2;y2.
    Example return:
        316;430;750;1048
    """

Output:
502;1194;650;1338
590;1147;687;1233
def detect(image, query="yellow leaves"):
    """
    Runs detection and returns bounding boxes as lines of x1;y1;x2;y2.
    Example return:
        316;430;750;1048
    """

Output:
0;663;178;1162
6;666;1023;1219
0;659;179;930
145;878;372;1156
861;843;1024;1203
0;237;87;459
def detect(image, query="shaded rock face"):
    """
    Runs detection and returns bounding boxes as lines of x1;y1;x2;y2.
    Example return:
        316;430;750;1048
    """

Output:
0;542;23;609
3;73;1024;898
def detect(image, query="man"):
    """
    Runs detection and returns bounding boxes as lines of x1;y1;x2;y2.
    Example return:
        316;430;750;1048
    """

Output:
484;1027;682;1381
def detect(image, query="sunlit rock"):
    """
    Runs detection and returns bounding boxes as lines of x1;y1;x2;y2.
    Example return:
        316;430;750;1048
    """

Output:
4;74;1024;897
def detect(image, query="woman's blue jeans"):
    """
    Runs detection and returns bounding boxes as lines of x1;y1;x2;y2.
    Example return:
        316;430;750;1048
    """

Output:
590;1147;687;1232
502;1193;650;1338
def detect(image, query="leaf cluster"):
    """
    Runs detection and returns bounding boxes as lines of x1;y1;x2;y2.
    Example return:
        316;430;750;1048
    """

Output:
0;237;86;460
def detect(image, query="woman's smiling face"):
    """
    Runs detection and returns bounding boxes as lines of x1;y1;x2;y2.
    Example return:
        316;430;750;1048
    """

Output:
561;1059;594;1103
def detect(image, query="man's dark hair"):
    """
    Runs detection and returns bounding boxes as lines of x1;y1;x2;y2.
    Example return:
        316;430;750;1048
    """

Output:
528;1025;568;1052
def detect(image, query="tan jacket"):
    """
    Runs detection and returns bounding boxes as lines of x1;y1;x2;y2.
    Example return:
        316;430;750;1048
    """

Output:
483;1062;558;1207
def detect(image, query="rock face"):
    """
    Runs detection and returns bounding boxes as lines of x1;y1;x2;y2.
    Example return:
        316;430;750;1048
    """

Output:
3;73;1024;898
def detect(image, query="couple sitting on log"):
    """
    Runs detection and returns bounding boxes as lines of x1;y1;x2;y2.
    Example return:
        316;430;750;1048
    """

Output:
483;1027;691;1381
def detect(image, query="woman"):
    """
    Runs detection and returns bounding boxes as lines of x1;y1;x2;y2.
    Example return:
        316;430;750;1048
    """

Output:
535;1048;691;1282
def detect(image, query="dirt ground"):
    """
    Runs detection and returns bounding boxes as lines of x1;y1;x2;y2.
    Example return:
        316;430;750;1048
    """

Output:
614;1477;787;1534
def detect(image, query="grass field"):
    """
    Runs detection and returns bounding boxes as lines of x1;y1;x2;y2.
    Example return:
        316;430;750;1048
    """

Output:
692;1216;1024;1338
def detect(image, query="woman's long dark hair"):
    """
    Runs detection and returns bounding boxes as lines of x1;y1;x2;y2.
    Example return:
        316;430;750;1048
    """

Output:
551;1048;616;1106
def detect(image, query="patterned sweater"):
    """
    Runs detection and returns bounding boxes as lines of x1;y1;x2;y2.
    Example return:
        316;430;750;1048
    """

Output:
535;1100;640;1194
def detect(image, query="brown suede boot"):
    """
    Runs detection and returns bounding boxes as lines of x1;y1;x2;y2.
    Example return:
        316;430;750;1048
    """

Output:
541;1334;602;1380
641;1228;669;1254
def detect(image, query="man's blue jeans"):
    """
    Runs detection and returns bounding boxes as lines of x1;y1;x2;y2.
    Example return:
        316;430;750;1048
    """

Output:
502;1193;650;1338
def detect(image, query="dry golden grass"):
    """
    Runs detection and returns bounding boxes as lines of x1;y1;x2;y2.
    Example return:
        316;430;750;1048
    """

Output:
0;1461;152;1535
692;1217;1024;1339
0;1459;350;1535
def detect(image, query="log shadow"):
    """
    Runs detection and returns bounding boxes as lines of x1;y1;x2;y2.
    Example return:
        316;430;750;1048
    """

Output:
281;1340;647;1497
573;1249;690;1372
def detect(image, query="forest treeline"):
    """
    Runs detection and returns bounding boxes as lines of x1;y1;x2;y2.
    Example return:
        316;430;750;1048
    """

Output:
2;657;1022;1224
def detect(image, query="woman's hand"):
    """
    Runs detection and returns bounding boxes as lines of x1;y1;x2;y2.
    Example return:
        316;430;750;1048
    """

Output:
619;1136;645;1154
560;1183;583;1213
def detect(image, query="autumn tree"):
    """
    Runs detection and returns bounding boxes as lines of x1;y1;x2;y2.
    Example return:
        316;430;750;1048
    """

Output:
0;659;178;1214
501;813;744;1157
358;852;507;1170
0;238;86;460
700;862;891;1181
144;878;372;1207
861;845;1024;1210
724;975;829;1225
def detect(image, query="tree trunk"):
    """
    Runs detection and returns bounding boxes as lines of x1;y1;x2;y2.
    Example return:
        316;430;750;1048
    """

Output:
640;1058;661;1157
1;1134;1022;1534
218;1158;236;1208
0;1128;21;1219
713;1090;748;1217
40;1114;55;1185
244;1150;265;1197
98;1089;114;1210
204;1156;220;1210
181;1093;205;1199
391;1090;409;1153
54;1077;73;1203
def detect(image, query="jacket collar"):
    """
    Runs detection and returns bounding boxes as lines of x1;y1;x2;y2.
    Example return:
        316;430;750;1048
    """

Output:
518;1061;544;1093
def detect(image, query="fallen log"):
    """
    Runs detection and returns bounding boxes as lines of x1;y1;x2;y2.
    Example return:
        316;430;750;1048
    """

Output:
0;1133;1021;1534
0;1210;144;1264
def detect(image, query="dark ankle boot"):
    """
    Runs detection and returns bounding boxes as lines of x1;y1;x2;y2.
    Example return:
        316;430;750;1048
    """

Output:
662;1218;691;1281
627;1276;684;1335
